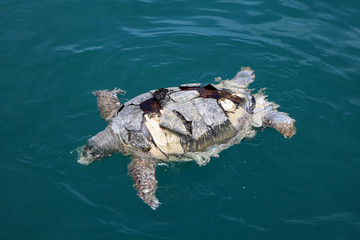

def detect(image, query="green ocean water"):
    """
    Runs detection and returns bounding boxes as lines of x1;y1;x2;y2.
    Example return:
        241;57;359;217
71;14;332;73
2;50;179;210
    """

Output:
1;0;360;239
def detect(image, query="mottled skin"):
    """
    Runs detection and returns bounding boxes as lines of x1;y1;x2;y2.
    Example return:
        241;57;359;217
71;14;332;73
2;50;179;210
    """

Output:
78;67;296;209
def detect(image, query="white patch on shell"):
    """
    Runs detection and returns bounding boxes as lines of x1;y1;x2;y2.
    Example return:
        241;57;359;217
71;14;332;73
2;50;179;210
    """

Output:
149;144;167;160
218;98;236;112
227;107;247;130
235;92;247;99
145;115;184;156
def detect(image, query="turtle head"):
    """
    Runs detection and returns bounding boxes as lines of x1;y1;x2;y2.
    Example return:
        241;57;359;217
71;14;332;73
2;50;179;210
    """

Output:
78;125;124;165
78;145;105;165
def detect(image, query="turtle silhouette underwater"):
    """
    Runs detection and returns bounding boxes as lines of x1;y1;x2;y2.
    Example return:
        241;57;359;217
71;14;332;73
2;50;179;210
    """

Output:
78;67;296;210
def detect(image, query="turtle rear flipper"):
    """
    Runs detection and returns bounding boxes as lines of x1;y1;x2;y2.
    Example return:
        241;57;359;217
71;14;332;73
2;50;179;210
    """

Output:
215;67;255;89
128;158;160;210
94;88;125;123
230;67;255;87
263;111;296;138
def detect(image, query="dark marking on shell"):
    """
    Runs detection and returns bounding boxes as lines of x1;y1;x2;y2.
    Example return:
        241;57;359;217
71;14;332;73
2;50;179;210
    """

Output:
173;110;192;134
125;92;153;106
139;98;162;116
117;104;125;115
153;88;169;106
203;84;218;90
180;86;245;106
247;95;256;114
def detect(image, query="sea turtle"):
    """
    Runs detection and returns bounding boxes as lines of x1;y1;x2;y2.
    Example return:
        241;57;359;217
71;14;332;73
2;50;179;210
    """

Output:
78;67;296;210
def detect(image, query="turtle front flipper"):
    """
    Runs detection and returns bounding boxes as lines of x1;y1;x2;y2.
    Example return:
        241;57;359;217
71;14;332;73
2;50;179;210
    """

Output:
94;88;125;123
128;158;160;210
263;111;296;138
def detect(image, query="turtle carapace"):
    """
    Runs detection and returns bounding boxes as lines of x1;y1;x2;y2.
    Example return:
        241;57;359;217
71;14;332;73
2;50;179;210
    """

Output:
78;67;296;210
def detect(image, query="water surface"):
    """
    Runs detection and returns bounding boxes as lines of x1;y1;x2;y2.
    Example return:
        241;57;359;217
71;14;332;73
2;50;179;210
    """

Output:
1;0;360;239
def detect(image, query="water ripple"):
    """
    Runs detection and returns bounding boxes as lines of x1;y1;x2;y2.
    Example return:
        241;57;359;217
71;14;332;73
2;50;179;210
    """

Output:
61;183;99;207
220;214;266;232
2;0;360;239
60;182;170;238
279;212;360;230
279;0;309;10
54;44;104;54
218;0;262;6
